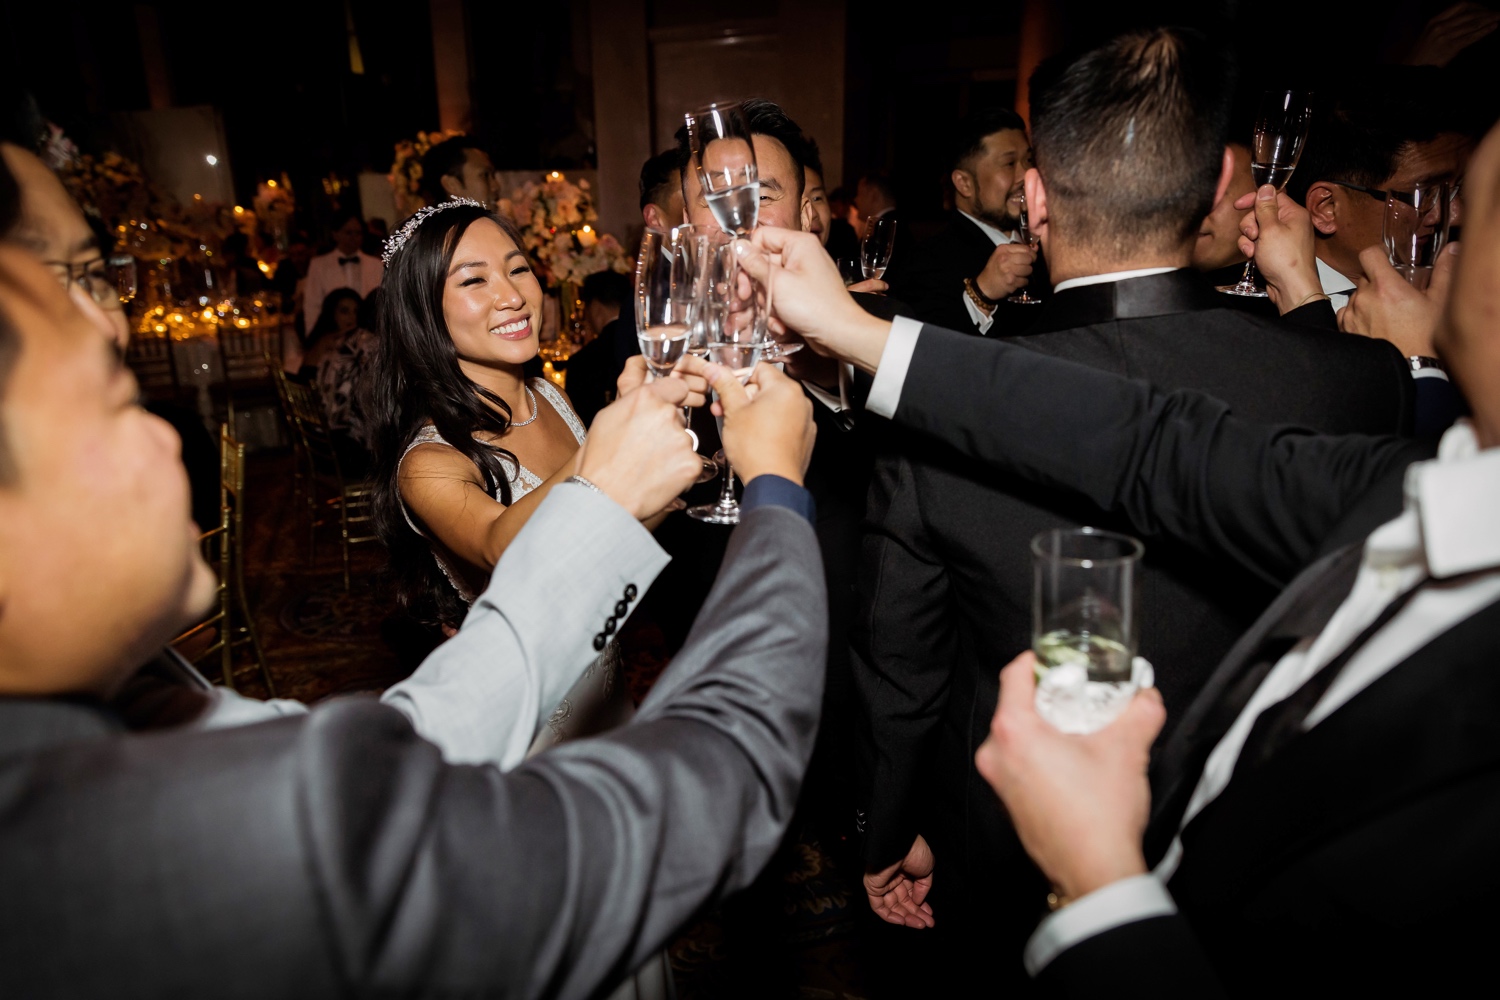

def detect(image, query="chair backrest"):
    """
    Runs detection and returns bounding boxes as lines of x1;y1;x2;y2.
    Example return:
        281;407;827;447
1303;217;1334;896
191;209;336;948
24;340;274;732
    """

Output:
125;334;181;397
217;327;276;385
275;371;350;479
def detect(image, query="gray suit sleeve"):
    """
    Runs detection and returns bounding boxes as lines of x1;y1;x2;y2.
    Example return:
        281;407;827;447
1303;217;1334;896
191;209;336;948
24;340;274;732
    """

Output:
300;504;828;999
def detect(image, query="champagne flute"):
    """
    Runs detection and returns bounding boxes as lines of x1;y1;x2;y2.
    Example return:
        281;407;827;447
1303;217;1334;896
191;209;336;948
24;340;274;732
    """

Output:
685;103;760;237
688;250;766;525
636;226;717;482
861;216;897;280
1383;182;1450;290
1006;191;1043;305
1219;89;1314;298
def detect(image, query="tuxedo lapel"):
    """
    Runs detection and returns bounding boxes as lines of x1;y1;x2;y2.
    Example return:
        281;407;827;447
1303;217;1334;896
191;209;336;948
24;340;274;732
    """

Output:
1145;543;1365;863
1168;596;1500;902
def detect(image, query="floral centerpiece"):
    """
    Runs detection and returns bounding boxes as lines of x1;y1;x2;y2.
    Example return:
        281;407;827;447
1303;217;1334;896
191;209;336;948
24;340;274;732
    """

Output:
504;171;631;289
388;129;464;219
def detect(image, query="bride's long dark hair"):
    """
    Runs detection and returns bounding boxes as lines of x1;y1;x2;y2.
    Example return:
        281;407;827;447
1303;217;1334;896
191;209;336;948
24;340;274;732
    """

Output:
366;204;530;626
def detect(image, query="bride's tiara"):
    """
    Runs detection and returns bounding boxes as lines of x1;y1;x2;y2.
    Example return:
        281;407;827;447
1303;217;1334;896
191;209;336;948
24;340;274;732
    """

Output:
382;198;487;266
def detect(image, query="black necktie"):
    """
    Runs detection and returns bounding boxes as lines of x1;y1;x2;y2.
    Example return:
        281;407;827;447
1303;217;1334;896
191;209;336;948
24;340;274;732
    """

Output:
338;255;360;266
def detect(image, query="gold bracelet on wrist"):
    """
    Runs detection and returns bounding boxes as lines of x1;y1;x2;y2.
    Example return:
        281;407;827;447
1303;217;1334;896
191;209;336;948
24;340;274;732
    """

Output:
1289;291;1330;311
964;277;999;312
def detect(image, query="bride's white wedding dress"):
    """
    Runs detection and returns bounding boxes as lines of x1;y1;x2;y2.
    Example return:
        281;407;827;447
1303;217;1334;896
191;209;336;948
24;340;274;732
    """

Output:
398;377;635;754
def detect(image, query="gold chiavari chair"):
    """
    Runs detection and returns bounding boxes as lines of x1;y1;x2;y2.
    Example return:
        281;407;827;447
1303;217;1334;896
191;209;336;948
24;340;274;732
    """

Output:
173;424;275;694
124;333;187;404
273;369;378;590
212;325;280;428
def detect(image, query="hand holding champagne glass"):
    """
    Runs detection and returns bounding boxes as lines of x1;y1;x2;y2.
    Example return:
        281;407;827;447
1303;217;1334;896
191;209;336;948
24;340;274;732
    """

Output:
1220;89;1314;298
636;226;717;481
1006;191;1043;305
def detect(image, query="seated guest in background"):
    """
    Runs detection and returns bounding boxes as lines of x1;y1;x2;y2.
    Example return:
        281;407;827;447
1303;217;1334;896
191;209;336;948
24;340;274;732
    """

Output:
739;113;1500;986
849;28;1416;990
0;204;831;996
638;148;684;233
885;108;1043;335
418;135;501;208
0;131;221;531
303;210;382;334
562;269;632;428
299;287;377;468
1287;68;1469;312
853;173;899;236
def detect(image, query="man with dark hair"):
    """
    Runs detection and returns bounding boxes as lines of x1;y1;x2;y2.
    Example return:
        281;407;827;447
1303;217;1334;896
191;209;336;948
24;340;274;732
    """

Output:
852;28;1414;988
638;149;683;233
303;209;381;333
886;107;1046;334
418;135;499;208
1288;69;1470;313
564;269;633;427
678;97;809;231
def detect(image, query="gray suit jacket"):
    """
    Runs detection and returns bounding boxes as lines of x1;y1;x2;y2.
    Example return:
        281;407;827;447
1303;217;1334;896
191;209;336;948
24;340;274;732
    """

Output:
0;499;827;998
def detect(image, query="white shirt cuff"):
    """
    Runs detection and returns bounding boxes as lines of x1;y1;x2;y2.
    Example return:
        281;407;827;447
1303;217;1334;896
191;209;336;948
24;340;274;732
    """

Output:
865;316;924;419
804;380;842;412
1411;367;1450;381
1023;873;1177;978
963;290;996;334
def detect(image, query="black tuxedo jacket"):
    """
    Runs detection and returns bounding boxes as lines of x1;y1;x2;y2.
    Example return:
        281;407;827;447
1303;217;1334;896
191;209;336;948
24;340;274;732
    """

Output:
885;212;1051;336
884;323;1499;993
852;271;1415;969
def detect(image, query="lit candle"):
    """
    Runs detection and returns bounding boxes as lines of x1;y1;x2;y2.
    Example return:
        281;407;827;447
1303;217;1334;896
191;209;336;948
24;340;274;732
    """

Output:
577;224;597;248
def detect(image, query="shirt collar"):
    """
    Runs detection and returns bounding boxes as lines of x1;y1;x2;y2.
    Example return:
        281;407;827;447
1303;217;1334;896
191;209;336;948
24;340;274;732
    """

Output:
958;211;1016;246
1402;421;1500;578
1053;267;1180;293
1316;257;1357;295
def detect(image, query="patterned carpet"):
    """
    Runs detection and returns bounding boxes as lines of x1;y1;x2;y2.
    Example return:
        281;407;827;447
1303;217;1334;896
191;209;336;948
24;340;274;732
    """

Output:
228;449;872;998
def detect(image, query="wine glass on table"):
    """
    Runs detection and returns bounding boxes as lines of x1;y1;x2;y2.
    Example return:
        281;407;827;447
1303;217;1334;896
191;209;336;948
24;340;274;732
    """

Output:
636;226;717;482
686;103;760;237
861;216;897;280
1006;191;1043;305
687;249;767;526
1219;89;1314;298
1383;181;1450;290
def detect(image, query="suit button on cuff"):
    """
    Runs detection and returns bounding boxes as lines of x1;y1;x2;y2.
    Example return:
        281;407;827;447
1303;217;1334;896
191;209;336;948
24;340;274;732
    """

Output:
614;600;629;618
624;584;638;601
592;633;607;651
603;616;617;636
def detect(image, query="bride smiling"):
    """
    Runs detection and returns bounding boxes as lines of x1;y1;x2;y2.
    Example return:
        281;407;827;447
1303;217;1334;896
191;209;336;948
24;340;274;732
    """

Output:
367;199;654;748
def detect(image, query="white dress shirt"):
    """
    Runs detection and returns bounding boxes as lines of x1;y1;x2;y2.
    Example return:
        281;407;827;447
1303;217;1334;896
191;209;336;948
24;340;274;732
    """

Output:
304;250;384;331
1316;256;1357;314
958;211;1017;336
863;324;1500;976
193;483;670;772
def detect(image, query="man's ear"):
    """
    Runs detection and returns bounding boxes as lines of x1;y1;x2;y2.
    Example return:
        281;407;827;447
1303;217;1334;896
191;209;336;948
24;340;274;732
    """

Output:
1210;145;1236;211
440;173;464;198
1305;182;1340;236
951;168;975;201
1025;167;1049;244
642;203;665;232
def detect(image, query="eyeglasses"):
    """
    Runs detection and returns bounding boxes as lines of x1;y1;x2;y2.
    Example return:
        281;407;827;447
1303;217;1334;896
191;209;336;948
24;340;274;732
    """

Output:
43;255;136;312
1334;180;1392;202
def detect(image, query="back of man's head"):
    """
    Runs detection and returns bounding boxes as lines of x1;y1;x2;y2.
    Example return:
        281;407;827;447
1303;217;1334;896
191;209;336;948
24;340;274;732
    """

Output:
580;268;629;309
952;108;1028;174
1286;67;1459;204
1030;27;1232;253
419;136;484;205
639;149;680;212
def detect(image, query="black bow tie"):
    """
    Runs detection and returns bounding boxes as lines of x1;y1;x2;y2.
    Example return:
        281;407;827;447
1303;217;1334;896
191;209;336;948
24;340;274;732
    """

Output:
338;255;360;266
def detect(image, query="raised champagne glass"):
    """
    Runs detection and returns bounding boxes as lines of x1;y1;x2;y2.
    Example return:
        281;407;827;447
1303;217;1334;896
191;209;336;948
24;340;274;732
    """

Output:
1219;89;1314;298
860;216;897;280
1006;191;1043;305
1383;181;1450;290
636;226;717;481
685;103;760;237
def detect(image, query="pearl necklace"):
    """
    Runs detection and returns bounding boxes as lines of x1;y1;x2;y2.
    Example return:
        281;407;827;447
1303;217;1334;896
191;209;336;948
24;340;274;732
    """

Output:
510;384;540;428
